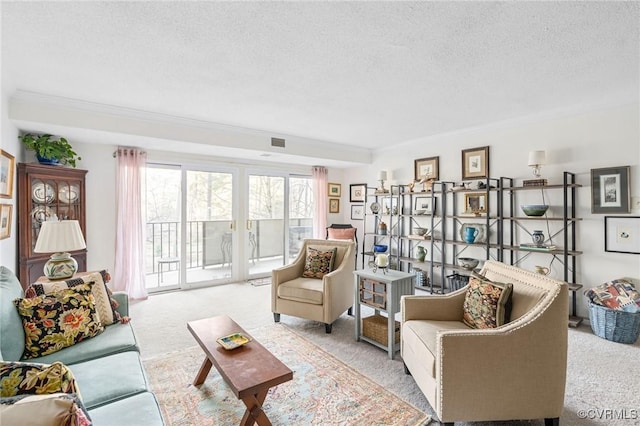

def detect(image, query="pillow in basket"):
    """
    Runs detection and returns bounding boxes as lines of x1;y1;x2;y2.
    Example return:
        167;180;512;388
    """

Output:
585;279;640;312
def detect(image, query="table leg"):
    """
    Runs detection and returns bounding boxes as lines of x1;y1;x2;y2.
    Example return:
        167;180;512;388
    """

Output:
240;388;271;426
193;357;213;386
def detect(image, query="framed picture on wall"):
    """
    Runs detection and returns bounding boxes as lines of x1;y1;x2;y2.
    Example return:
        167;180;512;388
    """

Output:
461;146;489;180
591;166;630;214
329;198;340;214
328;183;341;197
414;156;439;181
351;204;364;220
0;204;12;239
0;150;15;198
350;183;366;202
414;196;435;214
604;216;640;254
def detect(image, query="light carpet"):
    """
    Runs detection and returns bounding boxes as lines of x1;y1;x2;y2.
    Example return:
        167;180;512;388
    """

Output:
143;324;431;426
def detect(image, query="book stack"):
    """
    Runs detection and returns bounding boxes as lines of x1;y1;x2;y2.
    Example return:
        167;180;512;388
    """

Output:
522;178;548;187
519;243;557;251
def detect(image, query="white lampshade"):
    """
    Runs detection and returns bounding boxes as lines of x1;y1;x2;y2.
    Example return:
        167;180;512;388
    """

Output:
34;220;86;280
527;151;546;167
379;170;388;181
35;220;86;253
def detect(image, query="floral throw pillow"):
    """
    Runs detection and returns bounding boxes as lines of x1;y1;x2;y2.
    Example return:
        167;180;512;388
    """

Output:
14;283;104;359
26;270;120;325
462;274;513;329
0;361;80;397
302;247;337;279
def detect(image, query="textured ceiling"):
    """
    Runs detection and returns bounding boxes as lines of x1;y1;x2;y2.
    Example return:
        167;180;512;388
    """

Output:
2;1;639;161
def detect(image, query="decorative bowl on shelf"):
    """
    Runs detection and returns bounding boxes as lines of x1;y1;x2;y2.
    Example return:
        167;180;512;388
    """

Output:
521;204;549;217
414;227;428;236
414;209;426;215
458;257;479;270
373;244;388;253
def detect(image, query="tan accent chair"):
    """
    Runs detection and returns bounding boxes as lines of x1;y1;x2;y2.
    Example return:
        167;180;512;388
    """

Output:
272;238;355;333
401;260;568;426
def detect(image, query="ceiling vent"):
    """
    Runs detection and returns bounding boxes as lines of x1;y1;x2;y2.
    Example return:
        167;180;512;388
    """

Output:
271;137;285;148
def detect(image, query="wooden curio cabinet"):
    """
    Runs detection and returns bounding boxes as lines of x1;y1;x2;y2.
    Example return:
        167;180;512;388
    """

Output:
18;163;88;287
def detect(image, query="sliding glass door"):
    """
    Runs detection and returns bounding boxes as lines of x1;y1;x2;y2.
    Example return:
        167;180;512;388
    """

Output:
145;163;312;290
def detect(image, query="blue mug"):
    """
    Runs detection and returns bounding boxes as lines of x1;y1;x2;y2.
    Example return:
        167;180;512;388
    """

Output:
464;227;478;244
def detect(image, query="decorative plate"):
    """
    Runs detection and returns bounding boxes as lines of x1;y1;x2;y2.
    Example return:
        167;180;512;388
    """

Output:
32;183;55;203
216;333;252;350
31;206;54;225
58;185;80;204
370;202;380;214
459;223;487;243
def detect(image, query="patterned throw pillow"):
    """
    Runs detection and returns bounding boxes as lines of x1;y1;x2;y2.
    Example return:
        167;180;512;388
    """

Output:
302;246;337;279
14;284;104;359
26;270;120;325
0;393;92;426
462;274;513;329
0;361;80;397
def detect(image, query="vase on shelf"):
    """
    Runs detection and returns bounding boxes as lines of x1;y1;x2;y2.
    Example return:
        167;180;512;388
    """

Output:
378;221;387;235
464;227;478;244
415;246;427;262
532;230;545;246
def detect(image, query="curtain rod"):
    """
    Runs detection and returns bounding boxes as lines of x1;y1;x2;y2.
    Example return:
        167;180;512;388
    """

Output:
112;149;147;158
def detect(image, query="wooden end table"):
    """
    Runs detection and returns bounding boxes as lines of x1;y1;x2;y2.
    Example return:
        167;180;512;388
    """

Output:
187;315;293;426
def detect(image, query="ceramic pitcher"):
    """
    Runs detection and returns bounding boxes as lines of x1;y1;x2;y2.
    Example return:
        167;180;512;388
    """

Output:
464;227;478;243
415;246;427;262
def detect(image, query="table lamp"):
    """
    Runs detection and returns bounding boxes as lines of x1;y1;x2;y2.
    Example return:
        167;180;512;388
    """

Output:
377;170;389;193
527;150;546;177
34;219;86;279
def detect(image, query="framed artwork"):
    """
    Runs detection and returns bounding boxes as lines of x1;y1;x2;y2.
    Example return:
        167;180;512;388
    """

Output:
605;216;640;254
350;183;366;202
351;204;364;220
329;198;340;214
328;183;341;197
414;196;435;214
591;166;630;214
0;150;15;198
461;146;489;180
464;192;487;214
0;204;12;239
414;156;439;181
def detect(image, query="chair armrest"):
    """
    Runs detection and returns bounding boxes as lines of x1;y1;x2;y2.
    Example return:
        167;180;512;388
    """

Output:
272;261;304;286
112;291;130;317
401;291;466;322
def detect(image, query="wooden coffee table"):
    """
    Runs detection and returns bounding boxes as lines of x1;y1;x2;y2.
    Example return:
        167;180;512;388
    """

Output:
187;315;293;426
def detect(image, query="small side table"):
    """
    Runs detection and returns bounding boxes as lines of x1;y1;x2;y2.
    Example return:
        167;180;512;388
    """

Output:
353;268;415;359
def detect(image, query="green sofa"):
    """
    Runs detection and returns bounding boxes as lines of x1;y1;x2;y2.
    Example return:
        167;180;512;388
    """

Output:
0;266;165;425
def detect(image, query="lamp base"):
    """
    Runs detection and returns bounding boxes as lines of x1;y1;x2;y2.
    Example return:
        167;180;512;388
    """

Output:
43;252;78;280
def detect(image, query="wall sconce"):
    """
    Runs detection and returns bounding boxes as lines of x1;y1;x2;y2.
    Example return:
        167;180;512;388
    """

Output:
34;219;86;280
527;150;546;177
377;170;389;193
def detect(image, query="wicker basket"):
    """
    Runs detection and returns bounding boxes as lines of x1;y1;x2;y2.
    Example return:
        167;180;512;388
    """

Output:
588;302;640;344
362;314;400;346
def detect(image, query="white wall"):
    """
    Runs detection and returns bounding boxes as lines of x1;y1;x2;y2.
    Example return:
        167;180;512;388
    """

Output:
343;103;640;320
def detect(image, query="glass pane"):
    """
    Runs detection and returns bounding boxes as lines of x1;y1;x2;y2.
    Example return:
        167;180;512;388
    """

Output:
186;170;234;284
248;175;285;275
144;165;181;291
288;176;313;261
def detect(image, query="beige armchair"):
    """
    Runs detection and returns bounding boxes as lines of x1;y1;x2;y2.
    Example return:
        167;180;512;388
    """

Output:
272;238;355;333
401;260;568;426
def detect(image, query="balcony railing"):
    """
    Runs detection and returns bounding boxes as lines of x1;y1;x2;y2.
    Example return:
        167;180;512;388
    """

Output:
146;218;312;275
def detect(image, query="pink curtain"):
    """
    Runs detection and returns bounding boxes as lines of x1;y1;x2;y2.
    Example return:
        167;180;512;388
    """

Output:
312;166;328;238
113;147;148;300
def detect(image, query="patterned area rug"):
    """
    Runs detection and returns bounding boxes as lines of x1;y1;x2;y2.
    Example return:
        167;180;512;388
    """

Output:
144;324;431;425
